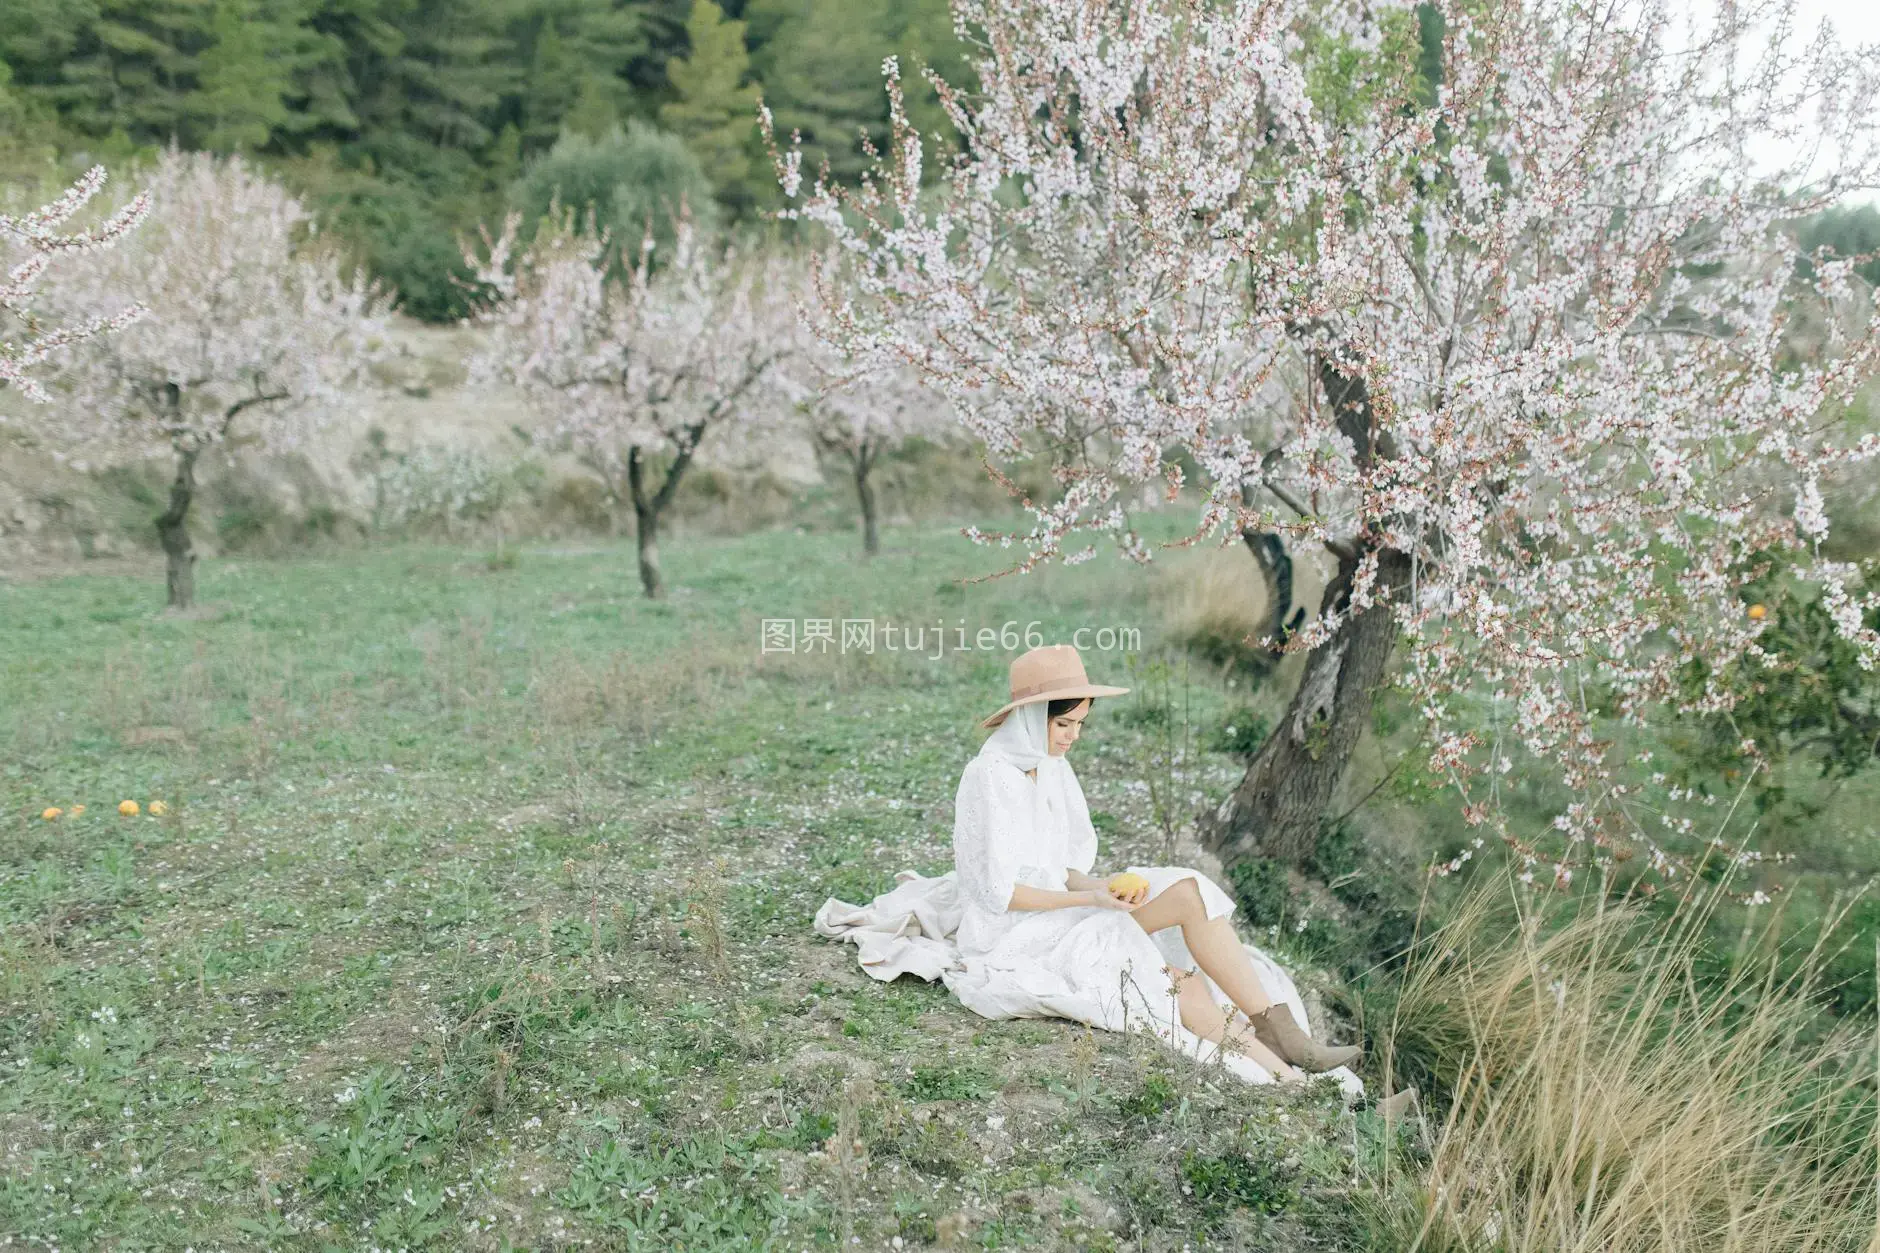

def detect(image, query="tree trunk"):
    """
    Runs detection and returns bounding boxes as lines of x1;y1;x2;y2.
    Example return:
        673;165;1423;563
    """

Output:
855;444;879;557
634;505;664;599
157;447;199;610
1242;530;1296;659
626;431;702;601
1197;342;1412;866
1201;544;1412;867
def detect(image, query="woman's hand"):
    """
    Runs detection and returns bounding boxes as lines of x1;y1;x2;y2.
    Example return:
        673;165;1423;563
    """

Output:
1080;888;1136;911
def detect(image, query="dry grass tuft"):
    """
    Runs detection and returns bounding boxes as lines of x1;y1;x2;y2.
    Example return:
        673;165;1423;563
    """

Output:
1370;871;1880;1252
682;855;735;985
527;635;747;740
1159;546;1268;670
1157;543;1332;674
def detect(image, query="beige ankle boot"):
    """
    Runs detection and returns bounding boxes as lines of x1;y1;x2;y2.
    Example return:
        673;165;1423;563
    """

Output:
1248;1003;1362;1073
1377;1085;1419;1124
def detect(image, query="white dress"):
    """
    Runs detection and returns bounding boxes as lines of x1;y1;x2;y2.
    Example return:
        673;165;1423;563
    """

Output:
946;742;1240;1041
812;703;1363;1093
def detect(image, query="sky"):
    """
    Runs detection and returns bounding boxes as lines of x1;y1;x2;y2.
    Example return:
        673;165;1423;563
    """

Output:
1695;0;1880;201
1784;0;1880;48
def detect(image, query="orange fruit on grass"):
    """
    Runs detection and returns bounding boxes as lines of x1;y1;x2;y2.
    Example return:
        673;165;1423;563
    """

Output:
118;800;140;816
41;807;62;821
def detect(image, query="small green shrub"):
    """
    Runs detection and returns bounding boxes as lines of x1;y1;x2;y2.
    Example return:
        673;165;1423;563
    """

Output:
1211;707;1271;757
299;504;350;543
1296;917;1343;960
788;1109;835;1150
1310;818;1364;883
1115;1072;1176;1120
1116;698;1171;729
511;121;717;275
1181;1147;1298;1222
1226;857;1291;928
903;1062;997;1102
214;490;287;552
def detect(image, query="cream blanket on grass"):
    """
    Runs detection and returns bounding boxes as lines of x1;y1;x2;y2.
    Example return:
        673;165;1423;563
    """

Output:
812;863;1363;1097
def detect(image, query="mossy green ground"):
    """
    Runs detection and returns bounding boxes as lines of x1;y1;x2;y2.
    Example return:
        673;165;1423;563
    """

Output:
2;527;1406;1251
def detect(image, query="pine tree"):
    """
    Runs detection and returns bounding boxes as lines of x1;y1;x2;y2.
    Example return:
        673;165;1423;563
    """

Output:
306;0;508;153
0;0;89;115
746;0;894;188
562;73;619;139
505;0;648;156
193;0;299;151
52;0;210;143
888;0;968;151
388;1;508;149
658;0;758;210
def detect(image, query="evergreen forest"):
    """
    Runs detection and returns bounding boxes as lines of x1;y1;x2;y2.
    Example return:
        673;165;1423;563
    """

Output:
0;0;970;319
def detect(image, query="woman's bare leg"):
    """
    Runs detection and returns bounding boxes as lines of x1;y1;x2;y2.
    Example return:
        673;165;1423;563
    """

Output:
1167;967;1300;1081
1132;877;1276;1022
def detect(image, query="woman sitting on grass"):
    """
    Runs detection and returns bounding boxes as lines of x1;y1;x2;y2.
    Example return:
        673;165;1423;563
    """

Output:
948;644;1364;1085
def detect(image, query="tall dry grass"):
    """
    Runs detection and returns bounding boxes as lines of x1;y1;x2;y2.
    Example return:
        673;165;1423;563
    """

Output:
1366;869;1880;1253
1156;542;1333;675
1157;545;1271;672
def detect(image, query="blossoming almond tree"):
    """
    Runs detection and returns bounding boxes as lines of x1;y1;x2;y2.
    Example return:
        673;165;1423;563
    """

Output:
797;336;955;556
42;150;390;609
0;166;149;401
772;0;1880;883
466;211;796;598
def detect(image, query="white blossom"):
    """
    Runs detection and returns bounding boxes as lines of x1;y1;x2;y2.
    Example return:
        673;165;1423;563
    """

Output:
0;166;149;402
771;0;1880;873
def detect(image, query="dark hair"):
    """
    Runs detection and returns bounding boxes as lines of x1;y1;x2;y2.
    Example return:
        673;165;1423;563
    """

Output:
1047;696;1093;720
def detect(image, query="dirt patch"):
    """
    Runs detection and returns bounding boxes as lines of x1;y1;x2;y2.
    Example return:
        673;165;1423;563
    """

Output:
288;1003;433;1090
125;725;189;746
788;1045;880;1081
0;1109;52;1178
495;801;572;833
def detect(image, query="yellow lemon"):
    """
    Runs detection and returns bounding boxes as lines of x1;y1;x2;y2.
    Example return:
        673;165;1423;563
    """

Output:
1747;603;1768;621
41;807;63;821
1108;872;1151;900
118;800;140;816
148;800;169;816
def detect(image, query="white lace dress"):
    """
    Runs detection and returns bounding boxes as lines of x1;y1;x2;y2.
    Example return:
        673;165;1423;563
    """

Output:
946;748;1241;1043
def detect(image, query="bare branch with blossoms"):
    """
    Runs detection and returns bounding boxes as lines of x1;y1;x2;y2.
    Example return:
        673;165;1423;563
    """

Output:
465;208;799;598
769;0;1880;888
0;166;150;403
34;149;392;608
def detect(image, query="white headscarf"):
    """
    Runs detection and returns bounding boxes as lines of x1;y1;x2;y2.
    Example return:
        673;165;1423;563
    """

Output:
976;701;1051;774
958;699;1099;903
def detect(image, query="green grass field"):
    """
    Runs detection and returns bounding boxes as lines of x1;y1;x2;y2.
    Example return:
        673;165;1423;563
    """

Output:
4;526;1411;1251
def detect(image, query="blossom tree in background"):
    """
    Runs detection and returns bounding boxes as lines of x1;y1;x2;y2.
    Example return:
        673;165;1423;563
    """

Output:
772;0;1880;884
0;166;149;401
466;210;796;598
40;150;390;609
796;334;954;556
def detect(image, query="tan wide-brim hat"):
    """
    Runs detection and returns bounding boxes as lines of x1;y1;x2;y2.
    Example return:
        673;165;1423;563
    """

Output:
980;643;1130;728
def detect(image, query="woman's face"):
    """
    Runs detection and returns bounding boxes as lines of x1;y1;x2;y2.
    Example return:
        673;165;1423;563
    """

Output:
1048;700;1091;756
